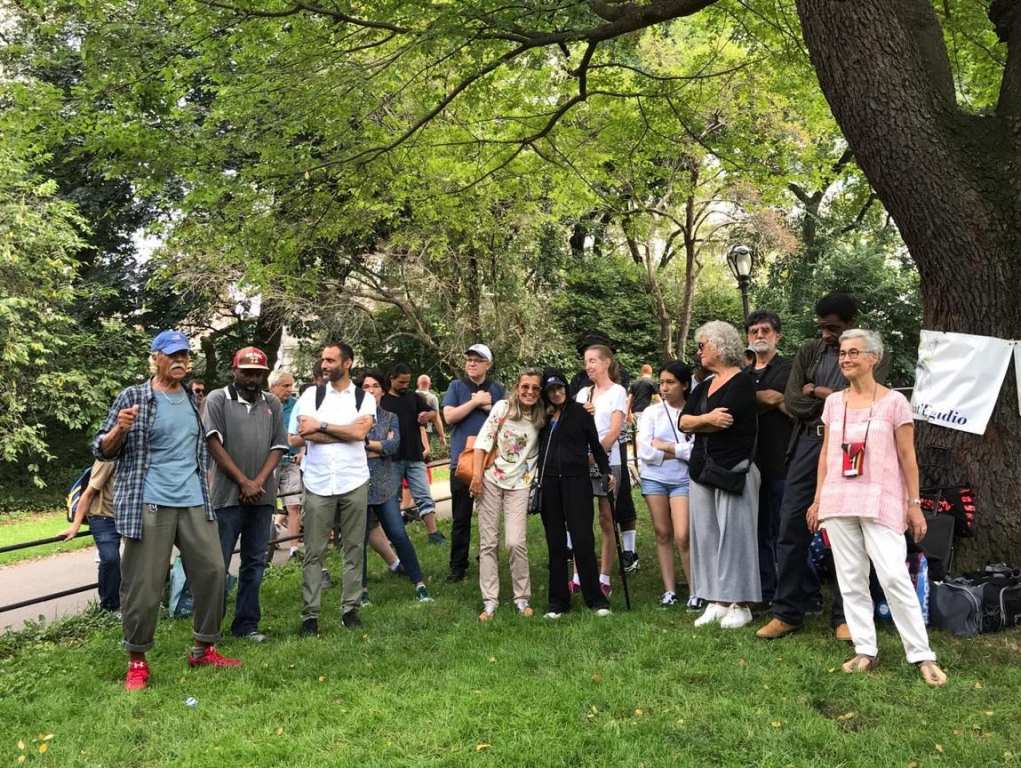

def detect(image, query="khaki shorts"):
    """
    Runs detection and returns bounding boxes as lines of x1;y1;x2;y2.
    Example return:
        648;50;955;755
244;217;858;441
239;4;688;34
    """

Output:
278;462;304;508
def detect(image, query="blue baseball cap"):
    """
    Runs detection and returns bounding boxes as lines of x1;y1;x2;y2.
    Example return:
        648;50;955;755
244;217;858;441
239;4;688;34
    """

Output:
151;330;190;355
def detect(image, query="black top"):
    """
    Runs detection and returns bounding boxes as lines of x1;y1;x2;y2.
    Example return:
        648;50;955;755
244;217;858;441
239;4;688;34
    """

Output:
380;390;433;462
745;355;794;479
681;372;758;476
536;401;611;479
629;377;659;414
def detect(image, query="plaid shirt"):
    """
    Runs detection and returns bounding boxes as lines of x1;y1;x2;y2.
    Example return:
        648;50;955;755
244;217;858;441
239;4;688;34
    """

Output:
92;379;213;540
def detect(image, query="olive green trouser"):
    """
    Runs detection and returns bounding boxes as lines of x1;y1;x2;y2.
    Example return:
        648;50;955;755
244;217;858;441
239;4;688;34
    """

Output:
301;483;369;619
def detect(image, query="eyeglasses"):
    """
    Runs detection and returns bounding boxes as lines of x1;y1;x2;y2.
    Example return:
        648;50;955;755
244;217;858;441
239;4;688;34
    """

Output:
465;358;486;365
519;385;541;392
747;326;775;337
838;349;866;359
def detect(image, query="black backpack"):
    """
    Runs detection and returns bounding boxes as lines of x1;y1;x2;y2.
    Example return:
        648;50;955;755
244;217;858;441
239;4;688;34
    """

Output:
314;384;366;413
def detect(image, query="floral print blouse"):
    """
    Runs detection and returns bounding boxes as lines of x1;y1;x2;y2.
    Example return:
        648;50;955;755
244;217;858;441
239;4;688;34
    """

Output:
366;407;400;505
473;400;540;491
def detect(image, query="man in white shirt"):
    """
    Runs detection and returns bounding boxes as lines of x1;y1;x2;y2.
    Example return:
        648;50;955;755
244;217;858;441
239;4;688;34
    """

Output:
291;342;376;636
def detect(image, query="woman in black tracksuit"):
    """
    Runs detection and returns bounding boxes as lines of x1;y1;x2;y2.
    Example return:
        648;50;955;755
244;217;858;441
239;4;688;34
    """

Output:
536;368;615;617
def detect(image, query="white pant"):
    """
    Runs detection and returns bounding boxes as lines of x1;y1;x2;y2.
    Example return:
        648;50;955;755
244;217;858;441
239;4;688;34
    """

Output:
824;516;936;663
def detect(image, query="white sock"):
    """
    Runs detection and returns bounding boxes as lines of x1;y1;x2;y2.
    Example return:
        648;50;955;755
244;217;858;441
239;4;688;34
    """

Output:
389;559;401;572
622;530;636;551
572;573;581;586
289;547;298;555
515;599;529;611
565;532;573;550
599;574;611;586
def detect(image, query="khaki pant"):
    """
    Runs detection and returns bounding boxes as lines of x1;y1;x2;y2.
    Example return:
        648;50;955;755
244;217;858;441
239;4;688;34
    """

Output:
477;476;531;607
121;505;225;653
302;483;368;618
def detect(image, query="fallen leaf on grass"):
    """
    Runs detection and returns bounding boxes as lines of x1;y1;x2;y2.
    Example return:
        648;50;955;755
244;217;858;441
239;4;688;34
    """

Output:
18;756;26;765
771;721;782;729
908;762;918;768
39;744;48;754
41;735;53;742
828;668;836;674
476;744;491;752
738;658;747;667
635;709;643;717
984;711;994;716
363;634;370;644
288;664;295;669
974;682;982;689
488;657;496;663
318;676;326;682
17;741;25;751
275;728;284;736
837;713;855;721
935;744;944;753
179;678;186;684
591;674;601;682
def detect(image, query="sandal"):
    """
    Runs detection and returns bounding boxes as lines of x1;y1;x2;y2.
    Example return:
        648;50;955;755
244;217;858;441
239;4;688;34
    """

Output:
916;660;948;686
841;653;879;674
478;610;495;622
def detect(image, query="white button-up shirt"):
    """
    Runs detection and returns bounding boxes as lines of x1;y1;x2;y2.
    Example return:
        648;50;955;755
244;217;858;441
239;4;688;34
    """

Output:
293;381;376;496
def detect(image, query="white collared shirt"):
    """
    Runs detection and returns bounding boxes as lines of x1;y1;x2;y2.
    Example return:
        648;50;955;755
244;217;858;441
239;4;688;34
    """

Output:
293;381;376;496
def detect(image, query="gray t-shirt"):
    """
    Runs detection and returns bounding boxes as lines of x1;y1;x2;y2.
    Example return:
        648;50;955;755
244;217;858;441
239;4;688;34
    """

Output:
202;386;288;509
144;395;204;507
417;389;440;433
815;347;847;392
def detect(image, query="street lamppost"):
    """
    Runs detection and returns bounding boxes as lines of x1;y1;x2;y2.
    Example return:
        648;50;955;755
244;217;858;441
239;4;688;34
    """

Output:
727;245;754;320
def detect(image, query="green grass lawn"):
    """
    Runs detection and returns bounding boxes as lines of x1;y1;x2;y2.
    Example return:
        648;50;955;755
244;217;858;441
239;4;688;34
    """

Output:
0;509;95;566
1;501;1020;767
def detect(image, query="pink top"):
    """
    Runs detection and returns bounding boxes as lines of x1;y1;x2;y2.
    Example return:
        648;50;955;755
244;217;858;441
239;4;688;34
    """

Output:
818;390;913;533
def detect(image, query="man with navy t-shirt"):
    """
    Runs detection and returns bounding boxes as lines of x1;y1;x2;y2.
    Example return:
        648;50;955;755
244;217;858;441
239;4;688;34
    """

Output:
443;344;506;583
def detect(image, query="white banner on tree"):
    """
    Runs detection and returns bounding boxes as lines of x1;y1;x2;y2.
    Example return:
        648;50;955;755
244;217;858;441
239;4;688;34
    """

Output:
911;330;1014;436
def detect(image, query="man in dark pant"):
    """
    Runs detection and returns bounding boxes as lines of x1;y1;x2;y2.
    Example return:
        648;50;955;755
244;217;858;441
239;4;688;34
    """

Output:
443;344;506;583
757;293;889;640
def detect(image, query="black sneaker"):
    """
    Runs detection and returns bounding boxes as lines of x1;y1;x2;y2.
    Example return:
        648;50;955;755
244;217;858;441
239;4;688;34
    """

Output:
300;617;319;637
446;568;466;584
321;569;334;590
806;597;824;616
342;610;362;629
622;550;639;573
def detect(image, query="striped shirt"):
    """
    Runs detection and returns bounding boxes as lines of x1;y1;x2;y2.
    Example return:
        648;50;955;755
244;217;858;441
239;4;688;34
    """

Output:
92;379;214;540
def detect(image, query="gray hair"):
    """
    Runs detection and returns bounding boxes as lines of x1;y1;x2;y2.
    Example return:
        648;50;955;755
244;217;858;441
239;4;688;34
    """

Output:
839;329;884;362
268;369;293;387
694;321;745;368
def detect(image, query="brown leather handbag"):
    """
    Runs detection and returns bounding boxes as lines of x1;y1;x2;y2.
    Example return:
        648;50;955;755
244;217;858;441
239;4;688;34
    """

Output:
454;411;507;486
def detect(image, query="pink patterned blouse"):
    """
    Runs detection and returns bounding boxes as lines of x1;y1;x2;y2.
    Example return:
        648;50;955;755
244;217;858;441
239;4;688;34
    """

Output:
818;390;914;533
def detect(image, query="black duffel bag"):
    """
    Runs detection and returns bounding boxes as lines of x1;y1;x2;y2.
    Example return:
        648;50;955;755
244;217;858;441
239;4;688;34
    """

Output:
930;564;1021;636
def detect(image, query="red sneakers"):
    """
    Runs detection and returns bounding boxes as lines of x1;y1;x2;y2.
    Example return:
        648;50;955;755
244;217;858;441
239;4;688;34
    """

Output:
125;660;150;691
188;646;242;668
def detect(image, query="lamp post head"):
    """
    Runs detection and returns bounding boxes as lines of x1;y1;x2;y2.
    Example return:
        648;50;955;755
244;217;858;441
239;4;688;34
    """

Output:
727;245;754;281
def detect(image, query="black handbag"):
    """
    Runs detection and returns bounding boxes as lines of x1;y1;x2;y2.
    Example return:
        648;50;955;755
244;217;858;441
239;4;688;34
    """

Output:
528;425;556;516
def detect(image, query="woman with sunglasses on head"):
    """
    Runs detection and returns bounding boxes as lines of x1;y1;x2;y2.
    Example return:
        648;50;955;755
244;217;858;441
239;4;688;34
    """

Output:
470;369;546;621
680;321;761;629
638;361;698;610
536;368;614;619
808;330;946;685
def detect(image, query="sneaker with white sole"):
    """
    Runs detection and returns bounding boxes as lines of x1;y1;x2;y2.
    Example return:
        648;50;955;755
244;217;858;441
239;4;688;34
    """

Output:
595;608;612;617
686;595;705;611
694;602;729;627
415;585;434;602
720;603;753;629
660;591;678;608
543;611;562;619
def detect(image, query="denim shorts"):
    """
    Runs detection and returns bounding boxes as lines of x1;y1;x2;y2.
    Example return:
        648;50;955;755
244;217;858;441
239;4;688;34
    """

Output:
640;477;689;498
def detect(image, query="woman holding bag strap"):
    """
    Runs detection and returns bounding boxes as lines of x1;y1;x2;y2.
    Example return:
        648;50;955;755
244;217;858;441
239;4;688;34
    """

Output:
470;369;545;621
537;368;614;619
638;361;697;610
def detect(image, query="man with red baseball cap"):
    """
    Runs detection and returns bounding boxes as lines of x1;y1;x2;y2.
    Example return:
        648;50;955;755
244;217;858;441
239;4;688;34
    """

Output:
203;346;289;642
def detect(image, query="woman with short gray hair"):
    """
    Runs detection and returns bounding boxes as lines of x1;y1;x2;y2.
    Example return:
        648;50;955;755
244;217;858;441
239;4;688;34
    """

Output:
680;321;761;629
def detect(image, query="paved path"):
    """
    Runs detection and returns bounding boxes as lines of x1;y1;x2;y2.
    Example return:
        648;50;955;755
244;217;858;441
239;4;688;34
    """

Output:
0;482;452;634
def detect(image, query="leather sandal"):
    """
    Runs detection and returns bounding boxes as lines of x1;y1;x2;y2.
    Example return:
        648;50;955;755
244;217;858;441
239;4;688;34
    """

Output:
841;653;879;673
916;660;948;686
478;610;495;622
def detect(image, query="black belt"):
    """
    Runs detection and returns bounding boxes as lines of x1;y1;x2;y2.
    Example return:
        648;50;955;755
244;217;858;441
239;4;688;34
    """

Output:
804;424;826;439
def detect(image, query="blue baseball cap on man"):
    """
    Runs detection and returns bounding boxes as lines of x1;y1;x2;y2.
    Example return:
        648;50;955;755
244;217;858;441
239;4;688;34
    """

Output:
151;330;190;355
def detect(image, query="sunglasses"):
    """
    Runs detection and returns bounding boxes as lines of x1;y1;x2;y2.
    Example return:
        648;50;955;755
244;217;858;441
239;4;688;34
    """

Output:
519;384;541;392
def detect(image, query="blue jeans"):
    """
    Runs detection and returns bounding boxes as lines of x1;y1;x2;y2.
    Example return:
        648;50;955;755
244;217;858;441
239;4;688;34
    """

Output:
364;493;425;586
217;504;273;636
393;460;436;517
90;516;121;611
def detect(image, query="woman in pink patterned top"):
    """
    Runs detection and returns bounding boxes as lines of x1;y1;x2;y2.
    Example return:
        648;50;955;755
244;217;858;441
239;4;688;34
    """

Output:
807;329;947;686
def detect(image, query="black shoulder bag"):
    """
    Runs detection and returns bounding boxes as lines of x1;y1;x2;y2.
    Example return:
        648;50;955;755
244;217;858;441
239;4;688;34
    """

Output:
690;381;757;495
528;423;556;516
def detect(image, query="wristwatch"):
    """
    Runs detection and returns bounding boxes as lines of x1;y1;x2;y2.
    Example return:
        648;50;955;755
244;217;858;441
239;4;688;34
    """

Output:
808;384;817;397
319;422;328;433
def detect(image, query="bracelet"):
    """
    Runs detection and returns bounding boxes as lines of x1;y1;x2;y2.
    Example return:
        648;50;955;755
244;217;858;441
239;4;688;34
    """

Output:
907;497;921;506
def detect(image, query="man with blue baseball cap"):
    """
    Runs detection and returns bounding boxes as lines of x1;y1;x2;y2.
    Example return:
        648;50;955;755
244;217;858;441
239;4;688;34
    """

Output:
94;330;240;691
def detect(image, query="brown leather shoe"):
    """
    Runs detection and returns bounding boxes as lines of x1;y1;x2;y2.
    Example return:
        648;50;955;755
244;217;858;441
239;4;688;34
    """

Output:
756;618;800;640
834;623;853;642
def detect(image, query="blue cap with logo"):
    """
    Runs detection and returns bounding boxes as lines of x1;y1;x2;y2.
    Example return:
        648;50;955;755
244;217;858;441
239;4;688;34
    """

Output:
151;330;190;355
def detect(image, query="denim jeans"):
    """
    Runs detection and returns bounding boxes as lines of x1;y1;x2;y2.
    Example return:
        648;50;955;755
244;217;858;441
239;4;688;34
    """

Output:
217;504;273;636
393;460;436;517
364;492;425;587
89;516;121;611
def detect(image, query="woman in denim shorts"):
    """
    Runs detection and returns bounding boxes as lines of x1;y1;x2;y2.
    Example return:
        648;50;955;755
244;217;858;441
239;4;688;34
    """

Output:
637;361;698;609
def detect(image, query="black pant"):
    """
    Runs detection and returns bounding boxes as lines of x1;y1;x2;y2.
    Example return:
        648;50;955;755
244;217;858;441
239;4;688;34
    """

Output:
772;432;845;628
449;476;475;573
541;475;608;612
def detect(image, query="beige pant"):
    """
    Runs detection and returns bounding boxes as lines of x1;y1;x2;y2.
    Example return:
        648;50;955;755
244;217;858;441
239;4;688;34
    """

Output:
477;476;530;607
121;505;225;653
302;483;368;618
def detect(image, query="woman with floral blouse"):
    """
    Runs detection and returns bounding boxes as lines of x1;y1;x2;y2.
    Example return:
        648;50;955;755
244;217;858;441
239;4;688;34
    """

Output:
470;368;545;620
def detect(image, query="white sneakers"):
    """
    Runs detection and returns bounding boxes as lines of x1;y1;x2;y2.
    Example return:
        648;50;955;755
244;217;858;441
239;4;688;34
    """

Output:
695;603;753;629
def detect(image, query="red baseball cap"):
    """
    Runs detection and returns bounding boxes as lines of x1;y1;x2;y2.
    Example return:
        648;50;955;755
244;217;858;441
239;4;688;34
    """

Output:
232;346;270;370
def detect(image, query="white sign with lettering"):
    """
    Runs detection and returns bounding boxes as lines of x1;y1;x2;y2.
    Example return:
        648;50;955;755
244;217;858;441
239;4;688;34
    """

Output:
911;330;1014;435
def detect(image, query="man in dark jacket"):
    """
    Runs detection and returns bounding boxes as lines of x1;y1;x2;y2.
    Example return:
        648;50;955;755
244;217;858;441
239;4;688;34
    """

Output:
756;293;891;641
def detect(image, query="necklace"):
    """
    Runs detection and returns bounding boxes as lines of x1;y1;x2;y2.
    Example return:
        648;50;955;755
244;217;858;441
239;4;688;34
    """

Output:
155;385;187;405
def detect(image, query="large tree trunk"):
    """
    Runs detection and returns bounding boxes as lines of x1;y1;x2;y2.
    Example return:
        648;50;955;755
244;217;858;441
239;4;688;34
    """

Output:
797;0;1021;567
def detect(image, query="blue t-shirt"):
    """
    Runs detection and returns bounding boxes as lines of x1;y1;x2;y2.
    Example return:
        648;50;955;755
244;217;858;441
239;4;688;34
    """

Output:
442;377;506;466
143;394;204;507
280;397;300;461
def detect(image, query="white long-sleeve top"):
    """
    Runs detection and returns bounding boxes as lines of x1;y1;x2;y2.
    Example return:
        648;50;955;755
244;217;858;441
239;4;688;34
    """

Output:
638;402;693;485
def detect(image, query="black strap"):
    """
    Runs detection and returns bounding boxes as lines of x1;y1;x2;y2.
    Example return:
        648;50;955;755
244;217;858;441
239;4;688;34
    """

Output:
535;422;556;488
697;376;757;469
315;384;365;412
